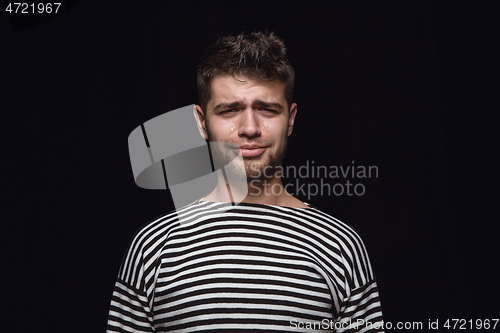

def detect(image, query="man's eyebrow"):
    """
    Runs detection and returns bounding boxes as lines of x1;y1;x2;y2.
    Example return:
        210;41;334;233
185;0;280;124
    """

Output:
254;100;284;110
212;100;284;112
213;101;244;112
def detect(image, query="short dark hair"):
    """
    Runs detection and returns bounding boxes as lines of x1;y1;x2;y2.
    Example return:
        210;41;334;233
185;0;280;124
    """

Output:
197;31;295;111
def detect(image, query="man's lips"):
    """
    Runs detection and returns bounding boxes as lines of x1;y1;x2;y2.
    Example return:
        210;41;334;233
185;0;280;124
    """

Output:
233;145;267;157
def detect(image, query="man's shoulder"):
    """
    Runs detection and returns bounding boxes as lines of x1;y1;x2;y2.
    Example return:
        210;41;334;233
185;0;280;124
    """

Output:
128;199;237;248
278;203;373;263
274;202;363;241
223;200;366;248
304;204;377;283
129;199;204;247
304;204;361;234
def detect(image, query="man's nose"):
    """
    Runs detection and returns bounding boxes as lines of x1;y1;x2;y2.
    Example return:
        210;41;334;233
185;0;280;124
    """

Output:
238;109;261;138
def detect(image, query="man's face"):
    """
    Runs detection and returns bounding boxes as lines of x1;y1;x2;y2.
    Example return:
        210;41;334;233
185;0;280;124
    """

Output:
195;75;297;181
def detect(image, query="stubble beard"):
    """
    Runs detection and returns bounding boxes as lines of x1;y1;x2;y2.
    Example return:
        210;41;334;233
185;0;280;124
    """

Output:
206;131;288;185
244;139;287;184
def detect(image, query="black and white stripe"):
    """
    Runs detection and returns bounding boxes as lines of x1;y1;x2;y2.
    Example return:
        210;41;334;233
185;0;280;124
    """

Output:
107;200;383;332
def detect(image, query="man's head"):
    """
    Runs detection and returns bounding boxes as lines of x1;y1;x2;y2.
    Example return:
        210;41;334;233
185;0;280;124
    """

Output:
197;31;295;112
194;32;297;182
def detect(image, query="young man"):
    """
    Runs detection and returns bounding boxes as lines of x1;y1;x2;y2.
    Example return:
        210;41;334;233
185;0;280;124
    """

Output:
107;32;384;332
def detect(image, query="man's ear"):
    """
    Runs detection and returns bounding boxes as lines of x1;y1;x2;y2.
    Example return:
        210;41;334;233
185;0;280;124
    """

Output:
287;103;298;137
193;105;209;140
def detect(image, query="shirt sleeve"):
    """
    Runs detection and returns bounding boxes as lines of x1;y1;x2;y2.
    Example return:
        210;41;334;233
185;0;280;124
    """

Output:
336;278;384;332
106;226;157;332
107;277;155;332
106;210;179;332
332;221;384;333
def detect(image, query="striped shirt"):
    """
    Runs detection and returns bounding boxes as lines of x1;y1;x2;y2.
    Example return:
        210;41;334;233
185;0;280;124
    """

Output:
107;199;384;332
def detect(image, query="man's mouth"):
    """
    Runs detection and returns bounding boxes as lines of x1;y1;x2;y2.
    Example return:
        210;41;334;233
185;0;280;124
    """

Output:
234;145;267;157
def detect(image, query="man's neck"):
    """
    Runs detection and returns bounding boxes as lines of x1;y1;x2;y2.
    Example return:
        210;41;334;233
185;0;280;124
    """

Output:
202;171;309;208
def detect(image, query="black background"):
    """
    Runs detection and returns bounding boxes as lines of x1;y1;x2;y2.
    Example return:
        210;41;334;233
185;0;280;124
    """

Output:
2;1;499;332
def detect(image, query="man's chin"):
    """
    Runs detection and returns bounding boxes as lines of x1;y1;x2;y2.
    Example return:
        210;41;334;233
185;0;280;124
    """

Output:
221;148;284;182
244;160;275;181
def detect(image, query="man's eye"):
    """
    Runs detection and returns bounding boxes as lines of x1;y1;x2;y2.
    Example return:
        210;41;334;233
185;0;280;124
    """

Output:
220;109;236;114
